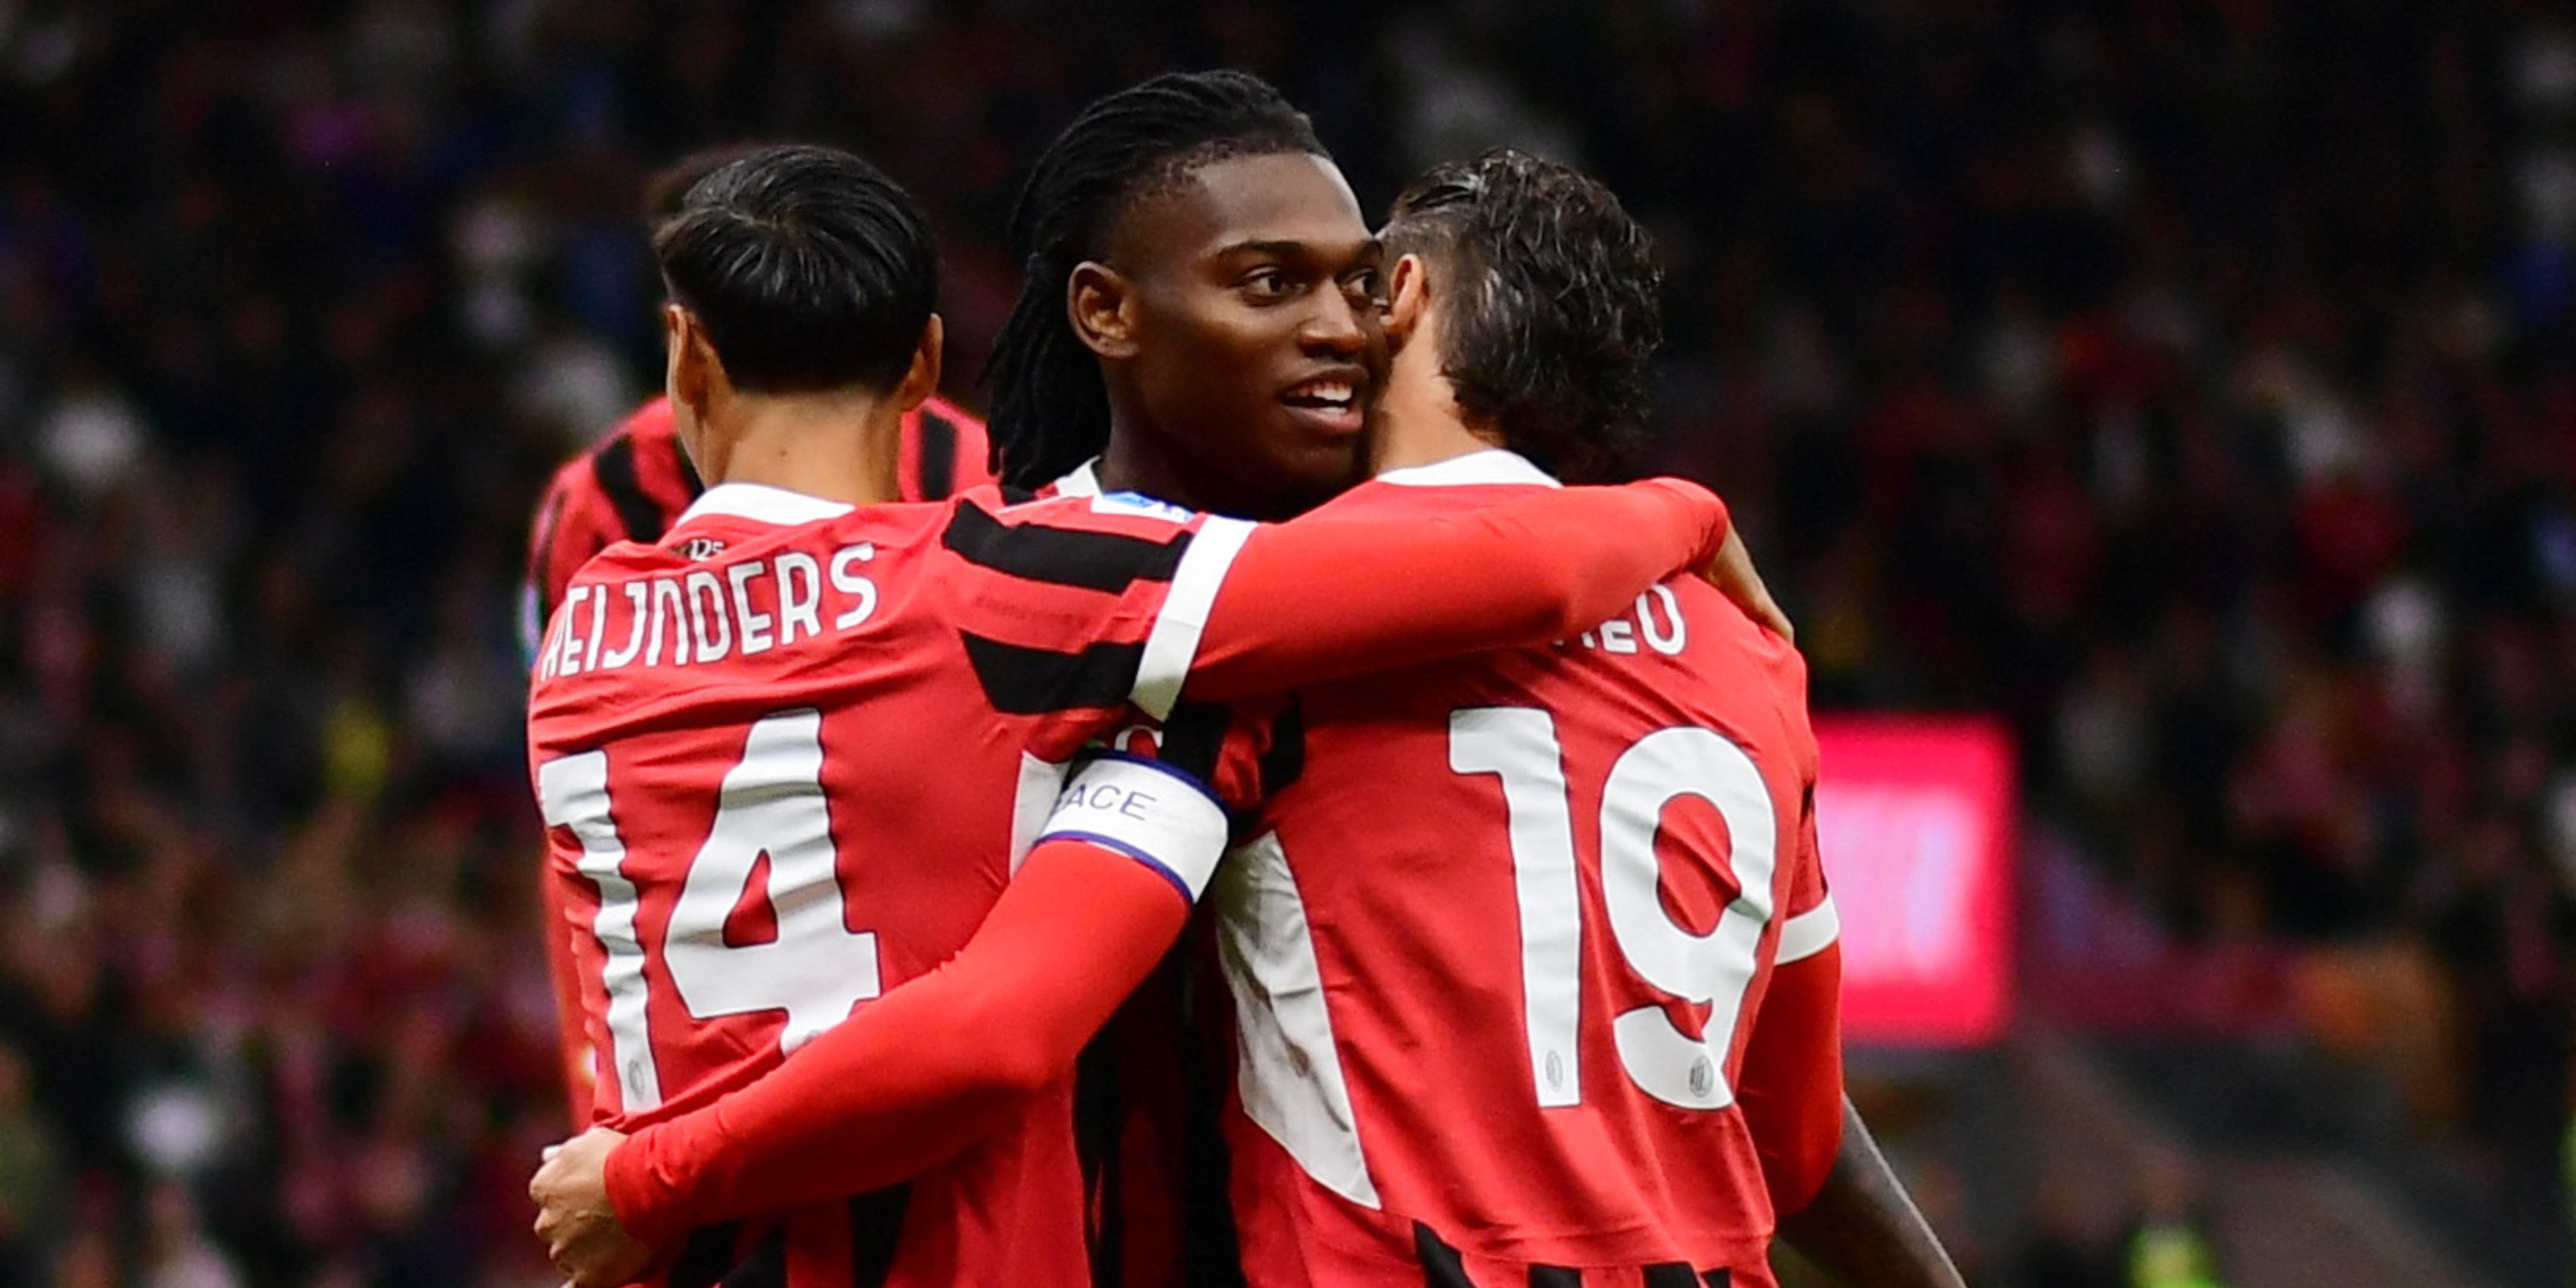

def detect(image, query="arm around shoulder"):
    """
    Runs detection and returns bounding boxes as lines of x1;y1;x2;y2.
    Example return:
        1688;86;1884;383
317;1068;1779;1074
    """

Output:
1183;477;1732;697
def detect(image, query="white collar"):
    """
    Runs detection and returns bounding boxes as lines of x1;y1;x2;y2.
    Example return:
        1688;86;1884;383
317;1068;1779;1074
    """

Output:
1373;449;1561;489
1052;459;1103;497
675;482;854;528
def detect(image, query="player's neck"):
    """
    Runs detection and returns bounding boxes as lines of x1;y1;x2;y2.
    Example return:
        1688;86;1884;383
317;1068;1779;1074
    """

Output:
1095;417;1312;520
1094;429;1200;511
1370;361;1502;475
702;391;904;507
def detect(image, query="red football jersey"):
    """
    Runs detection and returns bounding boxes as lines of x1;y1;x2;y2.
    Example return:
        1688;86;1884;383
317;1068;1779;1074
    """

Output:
524;394;990;1121
527;482;1265;1288
1204;452;1838;1288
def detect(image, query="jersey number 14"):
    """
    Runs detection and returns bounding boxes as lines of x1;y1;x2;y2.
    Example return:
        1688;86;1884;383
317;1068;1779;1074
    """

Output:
538;709;879;1112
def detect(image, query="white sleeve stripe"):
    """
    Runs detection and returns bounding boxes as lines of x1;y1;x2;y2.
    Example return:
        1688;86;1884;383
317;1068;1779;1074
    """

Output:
1776;895;1840;964
1036;756;1230;902
1130;514;1255;722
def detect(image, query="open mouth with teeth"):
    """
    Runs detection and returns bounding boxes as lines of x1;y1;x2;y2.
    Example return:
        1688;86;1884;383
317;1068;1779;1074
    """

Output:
1280;378;1365;434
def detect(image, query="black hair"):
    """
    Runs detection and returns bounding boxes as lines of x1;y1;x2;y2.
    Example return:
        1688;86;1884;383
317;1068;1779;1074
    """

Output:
982;70;1328;489
641;142;775;227
653;143;939;395
1382;149;1662;484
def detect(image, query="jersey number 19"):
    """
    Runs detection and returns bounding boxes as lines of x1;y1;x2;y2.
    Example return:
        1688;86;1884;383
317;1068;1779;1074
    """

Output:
1449;708;1777;1111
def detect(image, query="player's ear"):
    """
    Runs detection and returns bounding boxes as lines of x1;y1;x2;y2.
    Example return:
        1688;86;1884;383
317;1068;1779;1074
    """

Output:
1068;261;1139;360
665;302;714;414
890;313;942;411
1385;253;1431;348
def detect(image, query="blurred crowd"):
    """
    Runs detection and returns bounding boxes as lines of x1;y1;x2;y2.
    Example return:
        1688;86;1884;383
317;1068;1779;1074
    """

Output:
0;2;2571;1285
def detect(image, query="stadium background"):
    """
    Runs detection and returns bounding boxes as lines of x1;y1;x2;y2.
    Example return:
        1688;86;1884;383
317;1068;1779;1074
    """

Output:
2;1;2571;1285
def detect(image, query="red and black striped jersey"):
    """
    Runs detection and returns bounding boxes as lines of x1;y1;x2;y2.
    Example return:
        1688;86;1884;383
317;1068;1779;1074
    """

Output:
525;394;990;1128
528;483;1272;1288
527;474;1743;1288
520;394;992;658
1199;452;1837;1288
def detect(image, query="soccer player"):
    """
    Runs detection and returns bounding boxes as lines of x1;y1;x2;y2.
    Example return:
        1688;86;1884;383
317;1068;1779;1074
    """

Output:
522;147;993;1121
535;80;1955;1288
529;139;1754;1288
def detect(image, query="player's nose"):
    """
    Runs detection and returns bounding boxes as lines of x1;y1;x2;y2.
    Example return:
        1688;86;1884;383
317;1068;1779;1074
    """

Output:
1297;289;1373;357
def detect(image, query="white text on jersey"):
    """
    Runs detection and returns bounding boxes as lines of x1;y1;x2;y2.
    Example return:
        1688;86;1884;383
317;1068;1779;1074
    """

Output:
536;543;879;680
1563;584;1688;656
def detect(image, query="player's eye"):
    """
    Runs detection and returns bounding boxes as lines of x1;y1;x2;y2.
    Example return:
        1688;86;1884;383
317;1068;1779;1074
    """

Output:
1343;269;1386;310
1240;267;1296;301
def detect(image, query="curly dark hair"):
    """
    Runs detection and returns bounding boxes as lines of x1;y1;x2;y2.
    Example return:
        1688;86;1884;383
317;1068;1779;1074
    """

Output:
1382;149;1662;483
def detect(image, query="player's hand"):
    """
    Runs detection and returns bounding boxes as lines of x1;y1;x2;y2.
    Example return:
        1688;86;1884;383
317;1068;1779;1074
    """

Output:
530;1127;652;1288
1704;526;1793;643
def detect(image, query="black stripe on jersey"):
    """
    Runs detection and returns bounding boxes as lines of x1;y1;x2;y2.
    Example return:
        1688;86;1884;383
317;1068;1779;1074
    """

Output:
1642;1264;1698;1288
1181;957;1246;1288
1529;1266;1583;1288
846;1186;910;1288
1074;1021;1126;1288
941;501;1190;593
593;435;669;544
718;1230;786;1288
1701;1270;1732;1288
1413;1224;1474;1288
1256;696;1307;799
1157;701;1230;782
666;1223;743;1288
960;632;1143;714
999;485;1039;505
914;409;958;500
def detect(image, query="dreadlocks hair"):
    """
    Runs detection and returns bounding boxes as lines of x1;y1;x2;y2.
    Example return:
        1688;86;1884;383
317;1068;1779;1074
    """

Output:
1381;149;1663;484
982;70;1329;489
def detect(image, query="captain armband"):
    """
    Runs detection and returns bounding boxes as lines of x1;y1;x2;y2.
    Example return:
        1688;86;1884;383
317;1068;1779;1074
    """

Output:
1036;753;1230;902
